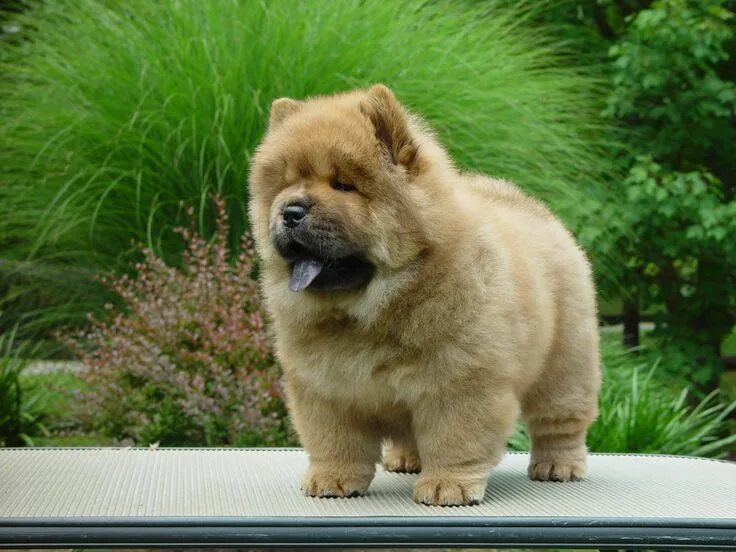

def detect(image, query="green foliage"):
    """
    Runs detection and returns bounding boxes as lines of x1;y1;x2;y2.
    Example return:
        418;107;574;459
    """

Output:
509;340;736;457
0;0;612;339
607;0;736;166
598;0;736;386
19;369;99;444
0;329;48;446
616;158;735;382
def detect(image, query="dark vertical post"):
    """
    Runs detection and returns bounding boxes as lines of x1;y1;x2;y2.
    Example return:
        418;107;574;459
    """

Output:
622;296;639;349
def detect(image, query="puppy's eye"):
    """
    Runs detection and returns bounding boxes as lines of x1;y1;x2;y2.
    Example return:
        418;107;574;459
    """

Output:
331;180;355;192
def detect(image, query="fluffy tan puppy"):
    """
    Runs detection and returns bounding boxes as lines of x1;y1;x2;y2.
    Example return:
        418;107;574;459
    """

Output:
248;84;601;506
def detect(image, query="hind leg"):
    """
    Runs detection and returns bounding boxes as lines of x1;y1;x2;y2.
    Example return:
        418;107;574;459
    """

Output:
525;414;592;481
382;434;421;473
521;322;601;482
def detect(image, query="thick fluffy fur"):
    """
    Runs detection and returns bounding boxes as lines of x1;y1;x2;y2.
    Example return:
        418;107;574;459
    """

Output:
248;85;601;506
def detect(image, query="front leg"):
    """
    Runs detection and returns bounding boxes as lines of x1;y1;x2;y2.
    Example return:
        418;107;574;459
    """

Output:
285;374;381;498
411;380;519;506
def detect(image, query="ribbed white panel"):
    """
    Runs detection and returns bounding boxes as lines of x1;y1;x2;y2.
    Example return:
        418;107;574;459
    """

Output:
0;449;734;519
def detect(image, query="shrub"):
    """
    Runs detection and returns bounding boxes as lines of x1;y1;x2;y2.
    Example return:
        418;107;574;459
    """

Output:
509;339;736;457
604;158;736;386
0;0;613;337
598;0;736;389
0;328;48;446
64;198;289;446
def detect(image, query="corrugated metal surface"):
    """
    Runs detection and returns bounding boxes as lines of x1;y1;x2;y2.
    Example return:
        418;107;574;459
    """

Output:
0;448;734;519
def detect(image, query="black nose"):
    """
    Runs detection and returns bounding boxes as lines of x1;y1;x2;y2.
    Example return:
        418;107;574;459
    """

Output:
283;204;307;228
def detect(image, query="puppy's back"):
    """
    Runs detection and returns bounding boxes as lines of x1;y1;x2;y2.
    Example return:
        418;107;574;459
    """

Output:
460;173;554;220
458;172;595;316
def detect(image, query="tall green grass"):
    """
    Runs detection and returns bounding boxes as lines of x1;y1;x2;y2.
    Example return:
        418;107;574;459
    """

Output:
0;0;613;336
0;328;48;446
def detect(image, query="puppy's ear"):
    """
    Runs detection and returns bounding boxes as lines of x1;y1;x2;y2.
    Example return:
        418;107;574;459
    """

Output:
360;84;418;170
268;98;303;130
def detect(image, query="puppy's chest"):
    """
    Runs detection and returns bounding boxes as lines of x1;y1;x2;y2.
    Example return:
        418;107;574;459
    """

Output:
283;327;414;404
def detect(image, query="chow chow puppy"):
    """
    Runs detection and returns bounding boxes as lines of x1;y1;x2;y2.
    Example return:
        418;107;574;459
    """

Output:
247;84;601;506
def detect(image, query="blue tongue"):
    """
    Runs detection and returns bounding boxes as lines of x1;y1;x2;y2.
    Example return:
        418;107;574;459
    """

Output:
289;258;323;292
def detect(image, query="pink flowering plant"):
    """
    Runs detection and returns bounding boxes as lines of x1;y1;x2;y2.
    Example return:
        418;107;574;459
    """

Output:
65;197;290;446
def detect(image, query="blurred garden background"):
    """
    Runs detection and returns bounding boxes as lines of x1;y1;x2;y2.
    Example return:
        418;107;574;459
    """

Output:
0;0;734;457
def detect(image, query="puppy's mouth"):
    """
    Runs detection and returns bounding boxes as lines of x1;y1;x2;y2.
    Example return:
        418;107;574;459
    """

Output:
289;255;374;292
278;241;375;293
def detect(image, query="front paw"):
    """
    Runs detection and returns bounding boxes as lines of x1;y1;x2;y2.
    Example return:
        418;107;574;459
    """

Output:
413;474;486;506
301;464;374;498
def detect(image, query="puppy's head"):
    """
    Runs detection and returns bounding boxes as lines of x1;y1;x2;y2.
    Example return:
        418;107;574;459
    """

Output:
248;85;441;295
